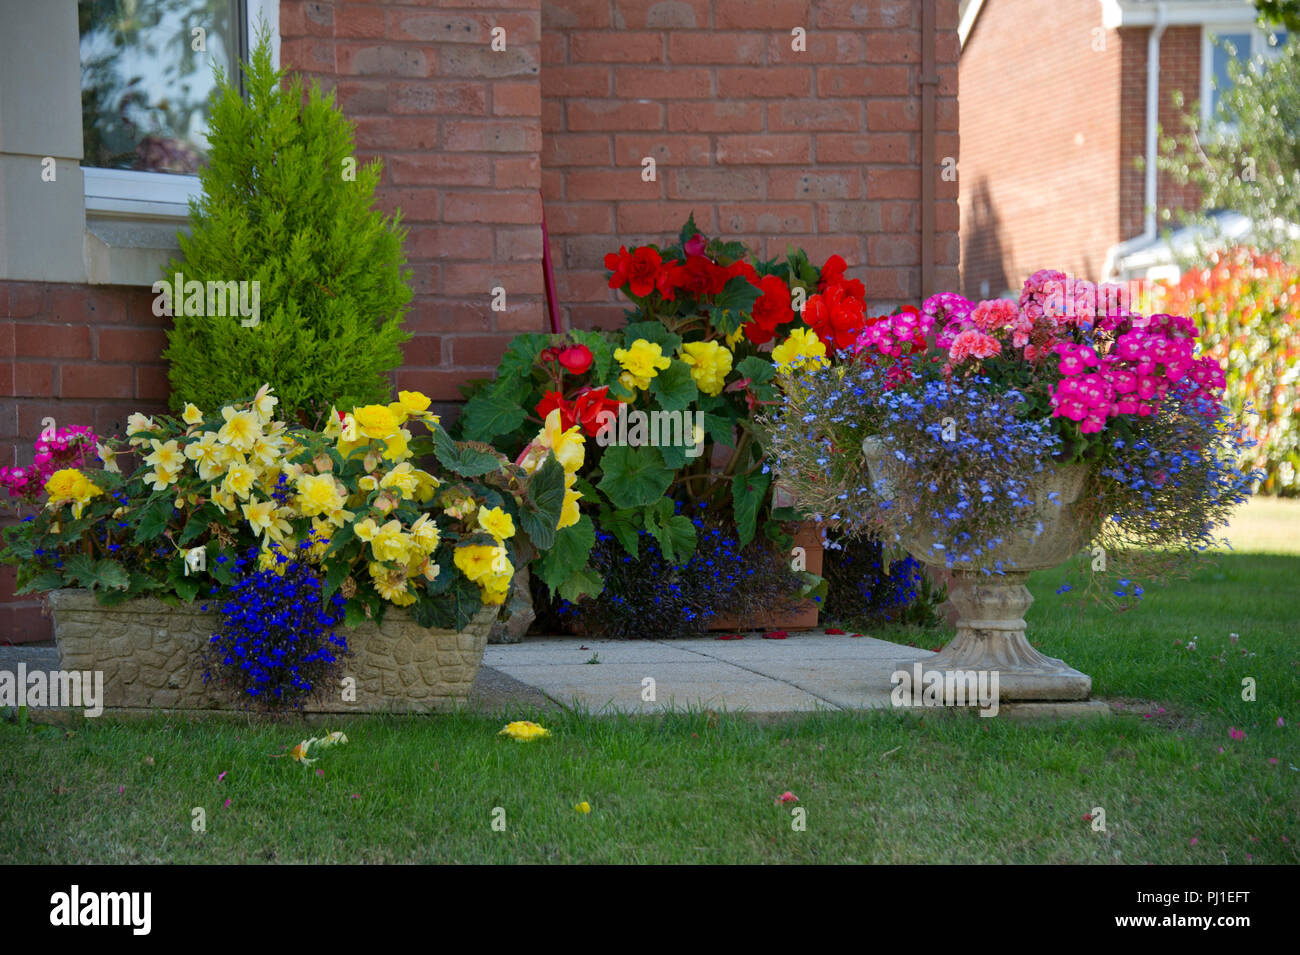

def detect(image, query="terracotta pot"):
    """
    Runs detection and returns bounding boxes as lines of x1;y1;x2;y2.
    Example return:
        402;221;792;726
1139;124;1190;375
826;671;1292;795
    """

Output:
707;522;823;632
862;438;1099;701
49;590;498;713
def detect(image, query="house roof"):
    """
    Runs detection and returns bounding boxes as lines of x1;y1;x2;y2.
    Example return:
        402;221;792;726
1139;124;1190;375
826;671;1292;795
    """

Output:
960;0;1258;48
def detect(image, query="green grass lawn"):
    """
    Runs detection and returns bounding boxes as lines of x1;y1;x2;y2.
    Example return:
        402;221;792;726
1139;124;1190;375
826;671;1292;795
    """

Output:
1;499;1297;864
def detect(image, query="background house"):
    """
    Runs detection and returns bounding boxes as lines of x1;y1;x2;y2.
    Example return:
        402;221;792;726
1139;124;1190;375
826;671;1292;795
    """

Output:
0;0;961;642
958;0;1285;297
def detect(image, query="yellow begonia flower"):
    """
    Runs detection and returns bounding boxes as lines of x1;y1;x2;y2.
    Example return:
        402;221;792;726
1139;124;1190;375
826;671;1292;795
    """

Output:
184;432;226;482
613;338;671;390
410;513;440;554
368;562;416;605
558;471;582;530
771;326;830;374
369;520;411;563
242;499;291;542
354;518;379;542
679;341;733;397
222;461;257;500
574;802;591;814
144;466;179;492
217;407;262;452
352;404;399;440
296;473;346;517
182;403;204;426
125;413;156;444
499;720;550;742
43;468;103;519
477;505;515;541
252;384;278;422
725;325;745;349
396;390;432;416
454;543;508;583
381;428;412;462
143;438;185;474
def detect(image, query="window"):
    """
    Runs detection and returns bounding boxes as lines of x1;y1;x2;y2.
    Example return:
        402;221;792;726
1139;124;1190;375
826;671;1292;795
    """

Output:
79;0;277;217
1201;24;1288;133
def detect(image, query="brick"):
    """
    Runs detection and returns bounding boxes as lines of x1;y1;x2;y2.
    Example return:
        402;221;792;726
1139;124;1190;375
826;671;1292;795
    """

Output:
49;287;124;325
406;300;492;334
715;0;811;28
615;202;714;234
17;402;97;439
614;66;712;98
495;227;544;262
816;201;883;233
566;168;662;200
541;168;564;199
768;100;861;132
136;365;170;402
394;369;488;401
335;5;387;38
375;187;441;222
280;38;336;74
448;335;512;366
407;225;494;260
542;0;614;29
0;321;11;358
767;31;863;64
866;30;921;63
391;82;488;115
566;304;624;331
556;269;614;302
442;119;541;152
815;0;914;29
444;193;542;224
542;134;613;166
541;32;566;65
97;328;166;363
12;363;53;396
716;135;811;165
567;99;663;131
60;363;133;399
767;169;861;199
881;200;919;232
569;32;664;63
668;168;764;201
867;99;920;131
492;81;542;116
717;204;814;234
540;65;612;98
4;283;47;318
867;168;920;199
494;155;542;189
667;33;765;64
613;134;711;166
816;132;911;163
14;325;90;359
717;68;811;98
614;0;709;28
817;65;912;97
868;234;920;266
667;101;762;132
489;300;547;331
765;234;862;265
334;81;389;114
0;605;49;644
438;46;539;79
543;203;615;235
389;154;492;187
352;117;439;150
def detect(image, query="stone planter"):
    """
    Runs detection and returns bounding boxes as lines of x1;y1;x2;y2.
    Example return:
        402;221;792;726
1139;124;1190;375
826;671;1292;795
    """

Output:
49;589;498;713
862;438;1099;701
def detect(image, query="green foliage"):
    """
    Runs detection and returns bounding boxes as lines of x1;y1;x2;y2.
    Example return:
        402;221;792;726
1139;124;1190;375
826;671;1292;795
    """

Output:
1158;31;1300;254
1254;0;1300;32
163;31;412;421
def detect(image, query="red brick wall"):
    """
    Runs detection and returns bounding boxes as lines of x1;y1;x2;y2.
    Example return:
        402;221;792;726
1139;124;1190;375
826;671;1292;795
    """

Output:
280;0;547;400
958;0;1123;298
541;0;961;328
0;282;169;644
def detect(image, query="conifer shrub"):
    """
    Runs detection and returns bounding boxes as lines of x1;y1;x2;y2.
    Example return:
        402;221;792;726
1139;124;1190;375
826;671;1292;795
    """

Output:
163;32;411;421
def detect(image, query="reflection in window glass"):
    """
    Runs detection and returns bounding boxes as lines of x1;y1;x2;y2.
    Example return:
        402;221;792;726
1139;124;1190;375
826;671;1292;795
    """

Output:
79;0;242;174
1210;32;1252;119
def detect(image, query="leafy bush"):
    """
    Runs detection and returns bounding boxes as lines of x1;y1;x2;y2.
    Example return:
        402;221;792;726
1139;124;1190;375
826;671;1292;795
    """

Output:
821;537;943;630
1160;249;1300;495
542;504;803;640
163;32;411;422
202;543;349;708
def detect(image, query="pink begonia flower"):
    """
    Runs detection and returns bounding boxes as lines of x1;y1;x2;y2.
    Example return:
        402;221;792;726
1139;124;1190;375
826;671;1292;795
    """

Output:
684;234;706;257
1277;717;1285;727
949;329;1001;363
1229;727;1246;741
774;791;799;806
217;771;227;782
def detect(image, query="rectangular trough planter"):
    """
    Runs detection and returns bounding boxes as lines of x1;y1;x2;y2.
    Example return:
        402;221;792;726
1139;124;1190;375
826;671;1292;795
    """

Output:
707;523;824;632
48;589;498;714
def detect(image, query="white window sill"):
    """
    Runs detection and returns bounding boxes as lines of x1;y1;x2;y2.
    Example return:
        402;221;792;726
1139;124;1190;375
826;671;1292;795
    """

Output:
82;167;199;220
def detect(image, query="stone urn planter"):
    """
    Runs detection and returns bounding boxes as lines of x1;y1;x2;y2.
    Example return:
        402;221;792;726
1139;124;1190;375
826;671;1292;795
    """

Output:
49;590;498;713
862;438;1099;701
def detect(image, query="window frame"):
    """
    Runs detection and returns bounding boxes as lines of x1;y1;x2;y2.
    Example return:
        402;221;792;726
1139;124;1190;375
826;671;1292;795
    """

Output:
81;0;279;219
1199;22;1288;135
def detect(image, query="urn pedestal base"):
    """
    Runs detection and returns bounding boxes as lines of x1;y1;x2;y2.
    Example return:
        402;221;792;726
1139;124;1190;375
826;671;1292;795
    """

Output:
897;570;1092;701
